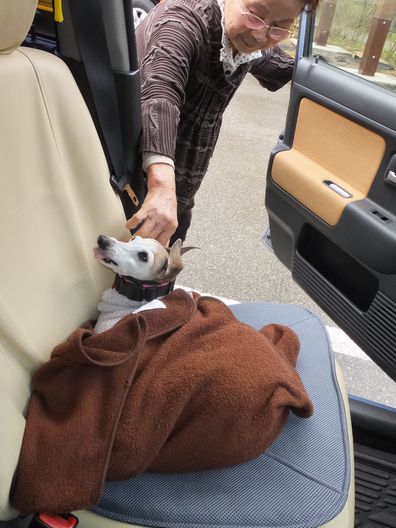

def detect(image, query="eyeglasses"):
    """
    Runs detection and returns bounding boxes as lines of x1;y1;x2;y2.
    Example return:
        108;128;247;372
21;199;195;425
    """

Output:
239;0;296;41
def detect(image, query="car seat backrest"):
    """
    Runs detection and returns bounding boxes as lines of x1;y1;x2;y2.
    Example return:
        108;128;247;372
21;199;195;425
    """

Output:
0;0;127;519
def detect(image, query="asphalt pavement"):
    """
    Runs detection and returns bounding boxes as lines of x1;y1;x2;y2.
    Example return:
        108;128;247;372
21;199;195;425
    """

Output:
177;75;396;408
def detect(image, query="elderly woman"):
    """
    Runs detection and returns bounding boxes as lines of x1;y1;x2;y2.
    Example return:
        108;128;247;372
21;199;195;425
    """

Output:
127;0;317;245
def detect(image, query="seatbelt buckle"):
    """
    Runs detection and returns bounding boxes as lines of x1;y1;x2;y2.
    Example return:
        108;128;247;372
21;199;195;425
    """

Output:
110;173;139;207
123;183;139;207
29;512;79;528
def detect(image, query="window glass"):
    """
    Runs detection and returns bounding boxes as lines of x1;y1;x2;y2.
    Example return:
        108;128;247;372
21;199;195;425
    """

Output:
311;0;396;92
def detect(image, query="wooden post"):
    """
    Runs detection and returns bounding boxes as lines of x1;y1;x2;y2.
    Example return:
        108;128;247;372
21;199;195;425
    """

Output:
314;0;338;46
359;0;396;76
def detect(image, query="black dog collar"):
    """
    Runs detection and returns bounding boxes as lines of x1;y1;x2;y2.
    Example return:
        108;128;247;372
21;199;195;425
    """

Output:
114;274;175;302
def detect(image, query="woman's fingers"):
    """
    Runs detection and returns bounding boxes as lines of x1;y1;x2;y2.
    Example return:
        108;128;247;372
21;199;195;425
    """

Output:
156;232;171;247
126;208;148;231
125;188;178;244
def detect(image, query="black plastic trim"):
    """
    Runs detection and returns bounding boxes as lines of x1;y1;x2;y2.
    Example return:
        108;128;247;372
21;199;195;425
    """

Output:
350;396;396;453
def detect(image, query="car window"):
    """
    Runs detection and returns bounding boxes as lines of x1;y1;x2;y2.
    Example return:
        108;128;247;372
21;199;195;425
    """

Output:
312;0;396;92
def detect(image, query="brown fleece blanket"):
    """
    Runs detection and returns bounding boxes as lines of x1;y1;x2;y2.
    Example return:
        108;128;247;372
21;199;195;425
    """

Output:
12;289;313;514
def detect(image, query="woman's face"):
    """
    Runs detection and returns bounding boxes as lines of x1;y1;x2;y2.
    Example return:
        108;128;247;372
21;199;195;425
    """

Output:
224;0;305;53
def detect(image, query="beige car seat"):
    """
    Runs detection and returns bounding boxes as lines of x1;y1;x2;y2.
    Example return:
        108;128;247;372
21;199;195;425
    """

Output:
0;1;354;527
0;0;126;519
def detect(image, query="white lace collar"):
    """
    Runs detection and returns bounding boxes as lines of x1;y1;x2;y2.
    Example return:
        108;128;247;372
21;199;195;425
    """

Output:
217;0;262;75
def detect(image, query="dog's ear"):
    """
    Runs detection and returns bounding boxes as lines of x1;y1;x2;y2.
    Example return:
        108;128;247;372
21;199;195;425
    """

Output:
161;240;199;282
162;239;184;281
180;245;200;255
165;243;200;256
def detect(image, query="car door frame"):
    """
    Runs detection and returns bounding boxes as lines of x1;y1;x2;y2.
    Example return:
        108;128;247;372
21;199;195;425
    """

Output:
265;8;396;381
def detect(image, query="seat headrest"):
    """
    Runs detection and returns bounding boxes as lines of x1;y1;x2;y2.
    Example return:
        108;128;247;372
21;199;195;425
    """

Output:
0;0;38;55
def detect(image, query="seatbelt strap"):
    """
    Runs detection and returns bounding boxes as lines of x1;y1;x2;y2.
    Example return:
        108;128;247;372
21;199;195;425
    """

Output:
67;0;143;220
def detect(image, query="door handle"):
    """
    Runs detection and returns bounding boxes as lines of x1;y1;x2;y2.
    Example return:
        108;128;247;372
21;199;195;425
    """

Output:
385;153;396;187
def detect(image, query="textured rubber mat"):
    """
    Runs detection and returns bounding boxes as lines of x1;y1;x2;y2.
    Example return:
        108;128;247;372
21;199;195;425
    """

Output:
355;443;396;528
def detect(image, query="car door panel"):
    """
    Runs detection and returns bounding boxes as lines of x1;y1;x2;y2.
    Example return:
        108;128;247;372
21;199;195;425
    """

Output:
266;52;396;381
272;97;386;226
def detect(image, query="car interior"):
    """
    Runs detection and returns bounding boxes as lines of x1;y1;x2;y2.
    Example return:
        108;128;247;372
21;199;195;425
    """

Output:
0;1;395;528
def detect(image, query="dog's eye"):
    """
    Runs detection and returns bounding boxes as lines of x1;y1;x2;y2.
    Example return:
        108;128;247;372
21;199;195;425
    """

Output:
137;251;149;263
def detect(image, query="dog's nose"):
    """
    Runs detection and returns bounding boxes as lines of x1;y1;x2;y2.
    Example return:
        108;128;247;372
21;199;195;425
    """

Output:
97;235;110;249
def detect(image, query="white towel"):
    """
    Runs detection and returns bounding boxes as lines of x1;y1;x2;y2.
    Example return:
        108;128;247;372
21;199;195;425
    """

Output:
94;288;166;334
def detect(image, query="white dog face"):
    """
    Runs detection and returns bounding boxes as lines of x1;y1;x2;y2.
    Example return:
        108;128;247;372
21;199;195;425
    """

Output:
93;235;194;282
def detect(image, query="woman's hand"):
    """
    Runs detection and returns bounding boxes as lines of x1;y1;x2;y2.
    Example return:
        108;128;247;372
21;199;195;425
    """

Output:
126;163;178;247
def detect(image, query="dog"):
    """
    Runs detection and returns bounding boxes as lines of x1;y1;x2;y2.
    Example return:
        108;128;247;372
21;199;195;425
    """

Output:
93;235;196;333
